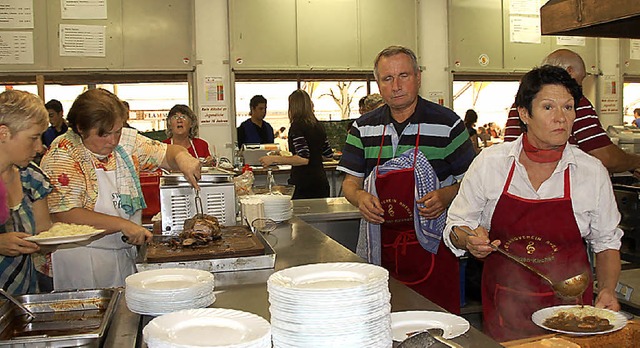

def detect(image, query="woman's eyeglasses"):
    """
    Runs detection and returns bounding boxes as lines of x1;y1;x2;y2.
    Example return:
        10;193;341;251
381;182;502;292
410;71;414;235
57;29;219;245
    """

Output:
171;114;188;121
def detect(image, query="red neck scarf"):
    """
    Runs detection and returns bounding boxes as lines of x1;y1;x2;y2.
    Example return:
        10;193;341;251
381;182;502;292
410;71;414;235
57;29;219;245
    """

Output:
522;133;566;163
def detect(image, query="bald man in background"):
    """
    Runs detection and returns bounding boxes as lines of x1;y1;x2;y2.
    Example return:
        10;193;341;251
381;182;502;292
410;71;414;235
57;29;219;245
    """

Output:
504;49;640;174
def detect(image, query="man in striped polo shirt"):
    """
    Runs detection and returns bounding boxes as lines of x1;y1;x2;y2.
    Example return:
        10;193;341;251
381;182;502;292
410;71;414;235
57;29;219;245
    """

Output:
504;49;640;174
337;46;476;313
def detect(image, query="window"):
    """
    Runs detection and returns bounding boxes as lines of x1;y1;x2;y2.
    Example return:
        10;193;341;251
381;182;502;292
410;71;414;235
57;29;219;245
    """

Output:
234;73;378;135
453;80;520;135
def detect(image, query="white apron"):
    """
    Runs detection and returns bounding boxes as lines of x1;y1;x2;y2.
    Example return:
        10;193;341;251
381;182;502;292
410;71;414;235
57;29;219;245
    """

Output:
52;168;141;290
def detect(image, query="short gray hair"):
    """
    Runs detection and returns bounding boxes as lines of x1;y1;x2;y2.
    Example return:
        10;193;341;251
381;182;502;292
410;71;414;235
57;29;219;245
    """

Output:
373;46;420;81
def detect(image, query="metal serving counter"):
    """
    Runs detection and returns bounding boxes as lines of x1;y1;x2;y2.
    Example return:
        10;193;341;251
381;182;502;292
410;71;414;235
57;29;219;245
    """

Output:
293;197;361;252
105;217;502;347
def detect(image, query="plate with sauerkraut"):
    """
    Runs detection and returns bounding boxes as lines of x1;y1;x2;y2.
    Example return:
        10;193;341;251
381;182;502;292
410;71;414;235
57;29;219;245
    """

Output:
532;305;627;335
25;223;105;245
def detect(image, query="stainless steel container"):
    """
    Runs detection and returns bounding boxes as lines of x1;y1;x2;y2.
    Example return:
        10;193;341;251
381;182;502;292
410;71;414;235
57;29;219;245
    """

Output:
160;171;236;235
0;288;121;348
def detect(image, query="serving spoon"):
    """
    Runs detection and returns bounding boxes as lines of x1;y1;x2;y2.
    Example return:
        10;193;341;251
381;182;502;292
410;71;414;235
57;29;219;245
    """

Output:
456;226;589;299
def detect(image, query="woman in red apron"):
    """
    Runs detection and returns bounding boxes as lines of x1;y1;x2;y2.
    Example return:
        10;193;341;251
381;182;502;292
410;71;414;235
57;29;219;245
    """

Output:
444;65;622;342
375;125;461;314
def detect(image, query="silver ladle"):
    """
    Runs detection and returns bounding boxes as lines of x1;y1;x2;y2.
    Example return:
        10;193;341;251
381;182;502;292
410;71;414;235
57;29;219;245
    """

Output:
0;288;35;319
457;226;589;299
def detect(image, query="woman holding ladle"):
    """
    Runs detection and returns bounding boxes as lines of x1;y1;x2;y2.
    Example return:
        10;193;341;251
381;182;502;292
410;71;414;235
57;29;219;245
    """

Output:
443;65;622;341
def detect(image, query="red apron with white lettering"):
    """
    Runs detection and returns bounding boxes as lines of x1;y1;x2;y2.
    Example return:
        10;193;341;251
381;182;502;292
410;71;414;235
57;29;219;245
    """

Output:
483;162;593;341
375;125;460;314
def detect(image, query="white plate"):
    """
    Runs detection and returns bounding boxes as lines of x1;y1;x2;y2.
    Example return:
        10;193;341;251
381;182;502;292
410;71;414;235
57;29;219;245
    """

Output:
126;268;214;291
268;262;388;291
24;230;104;245
143;308;270;347
531;305;627;336
391;311;470;340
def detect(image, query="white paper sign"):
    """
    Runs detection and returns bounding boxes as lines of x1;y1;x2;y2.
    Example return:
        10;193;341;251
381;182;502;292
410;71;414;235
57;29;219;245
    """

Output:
204;76;224;102
556;36;586;46
631;40;640;60
59;24;105;57
200;105;229;125
509;0;540;16
510;16;541;44
0;31;33;64
0;0;33;29
61;0;107;19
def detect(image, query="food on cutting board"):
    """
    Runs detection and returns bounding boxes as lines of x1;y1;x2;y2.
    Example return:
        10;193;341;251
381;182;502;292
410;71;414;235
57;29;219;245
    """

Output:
32;222;100;239
543;306;614;333
162;214;222;249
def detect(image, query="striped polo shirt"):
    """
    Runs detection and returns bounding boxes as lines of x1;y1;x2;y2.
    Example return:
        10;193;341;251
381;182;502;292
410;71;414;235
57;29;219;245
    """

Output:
337;97;476;186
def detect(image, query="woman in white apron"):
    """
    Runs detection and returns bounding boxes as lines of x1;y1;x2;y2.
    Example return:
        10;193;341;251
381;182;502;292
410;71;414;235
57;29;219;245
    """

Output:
41;89;201;291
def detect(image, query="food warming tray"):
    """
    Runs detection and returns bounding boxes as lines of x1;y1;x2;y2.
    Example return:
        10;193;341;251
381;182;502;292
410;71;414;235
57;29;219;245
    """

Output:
0;288;121;348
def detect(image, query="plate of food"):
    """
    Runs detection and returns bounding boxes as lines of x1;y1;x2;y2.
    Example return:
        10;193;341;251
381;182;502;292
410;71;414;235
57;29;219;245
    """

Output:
532;305;627;336
391;310;470;341
25;223;105;245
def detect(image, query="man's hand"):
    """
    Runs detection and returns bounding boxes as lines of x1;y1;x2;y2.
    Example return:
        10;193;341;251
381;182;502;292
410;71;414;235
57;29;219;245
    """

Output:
355;190;385;224
342;174;384;224
416;184;459;219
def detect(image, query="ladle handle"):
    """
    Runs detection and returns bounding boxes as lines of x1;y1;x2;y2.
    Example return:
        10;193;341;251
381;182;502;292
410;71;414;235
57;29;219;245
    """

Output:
0;288;35;319
455;226;555;285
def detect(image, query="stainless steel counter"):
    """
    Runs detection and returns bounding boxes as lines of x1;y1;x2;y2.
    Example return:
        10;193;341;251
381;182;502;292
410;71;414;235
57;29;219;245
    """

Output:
293;197;360;221
106;217;502;347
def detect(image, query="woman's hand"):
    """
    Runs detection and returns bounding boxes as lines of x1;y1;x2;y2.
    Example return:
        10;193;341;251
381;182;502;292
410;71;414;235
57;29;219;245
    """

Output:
462;226;501;259
594;288;620;312
259;155;278;167
0;232;40;256
120;221;153;245
202;156;215;167
175;151;202;190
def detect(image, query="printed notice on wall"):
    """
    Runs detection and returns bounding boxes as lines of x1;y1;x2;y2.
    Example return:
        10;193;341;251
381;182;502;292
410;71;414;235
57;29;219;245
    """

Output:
556;36;586;46
509;0;541;15
59;24;105;57
631;40;640;60
204;76;224;102
510;16;541;44
0;0;33;29
200;105;229;125
0;31;33;64
61;0;106;19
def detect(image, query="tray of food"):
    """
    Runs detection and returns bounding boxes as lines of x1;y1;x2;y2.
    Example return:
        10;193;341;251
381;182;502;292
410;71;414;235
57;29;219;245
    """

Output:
0;288;121;347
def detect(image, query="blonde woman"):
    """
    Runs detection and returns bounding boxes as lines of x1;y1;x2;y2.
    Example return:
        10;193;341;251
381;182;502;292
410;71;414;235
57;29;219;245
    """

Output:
0;90;53;294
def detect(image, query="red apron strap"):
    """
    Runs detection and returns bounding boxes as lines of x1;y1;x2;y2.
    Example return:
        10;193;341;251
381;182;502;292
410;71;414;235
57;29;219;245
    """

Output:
502;161;517;194
563;166;571;198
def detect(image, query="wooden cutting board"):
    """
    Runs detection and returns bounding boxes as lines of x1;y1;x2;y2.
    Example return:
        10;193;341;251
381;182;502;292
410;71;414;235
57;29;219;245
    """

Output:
143;225;265;263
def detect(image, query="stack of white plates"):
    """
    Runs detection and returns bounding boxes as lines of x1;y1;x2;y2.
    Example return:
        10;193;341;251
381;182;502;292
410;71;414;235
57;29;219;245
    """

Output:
252;194;292;222
125;268;216;316
143;308;271;348
267;262;392;348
